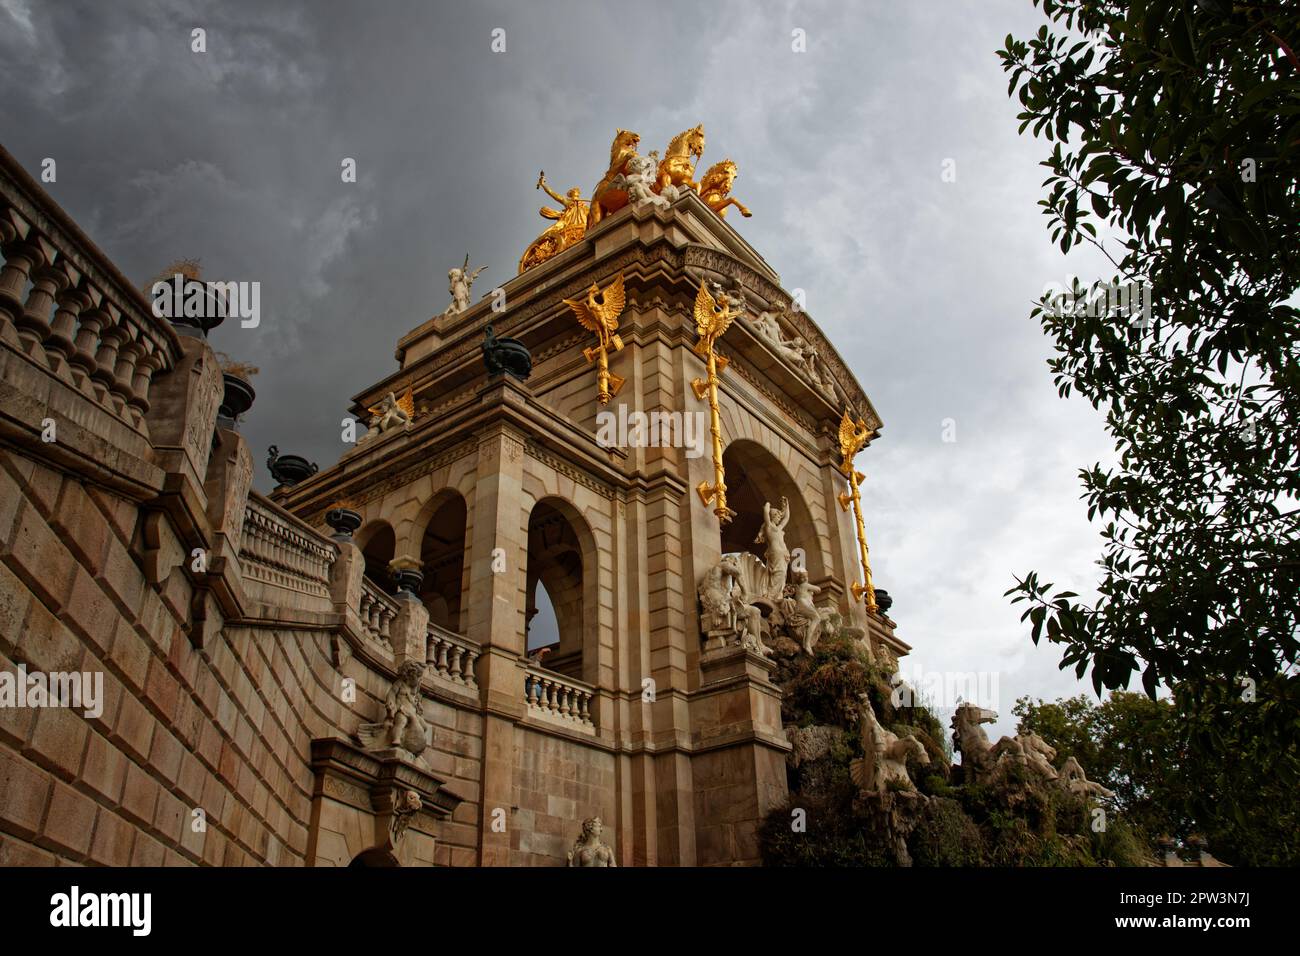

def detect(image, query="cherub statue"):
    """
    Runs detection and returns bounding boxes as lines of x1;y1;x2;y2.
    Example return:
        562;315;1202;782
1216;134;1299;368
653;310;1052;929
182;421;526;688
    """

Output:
446;254;487;314
519;172;590;273
566;816;617;867
614;150;669;211
366;386;414;435
355;660;430;758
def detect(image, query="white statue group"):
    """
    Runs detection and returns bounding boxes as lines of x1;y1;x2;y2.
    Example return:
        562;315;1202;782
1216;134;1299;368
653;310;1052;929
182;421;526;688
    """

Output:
750;307;842;403
697;497;834;658
951;702;1115;798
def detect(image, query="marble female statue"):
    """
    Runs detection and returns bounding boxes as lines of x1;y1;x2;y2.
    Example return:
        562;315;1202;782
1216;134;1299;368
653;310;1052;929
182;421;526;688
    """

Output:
566;816;617;867
755;497;791;599
781;568;825;654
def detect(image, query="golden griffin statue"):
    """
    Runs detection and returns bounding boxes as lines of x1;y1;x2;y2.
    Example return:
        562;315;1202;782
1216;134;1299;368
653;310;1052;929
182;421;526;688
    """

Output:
836;410;879;611
519;172;590;273
691;281;739;525
564;272;627;405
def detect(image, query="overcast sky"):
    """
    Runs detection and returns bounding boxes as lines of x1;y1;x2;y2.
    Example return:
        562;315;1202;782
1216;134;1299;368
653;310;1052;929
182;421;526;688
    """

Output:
0;0;1126;737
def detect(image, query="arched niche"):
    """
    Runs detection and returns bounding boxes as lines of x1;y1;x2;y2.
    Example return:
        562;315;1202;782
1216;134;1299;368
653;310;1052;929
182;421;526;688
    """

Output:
415;490;468;633
719;439;825;584
525;497;598;684
357;520;396;591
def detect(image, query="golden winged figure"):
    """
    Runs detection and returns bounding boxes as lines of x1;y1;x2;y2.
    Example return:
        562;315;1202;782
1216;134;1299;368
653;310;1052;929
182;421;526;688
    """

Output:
692;280;737;355
837;409;874;469
366;384;415;434
564;273;626;352
565;272;627;404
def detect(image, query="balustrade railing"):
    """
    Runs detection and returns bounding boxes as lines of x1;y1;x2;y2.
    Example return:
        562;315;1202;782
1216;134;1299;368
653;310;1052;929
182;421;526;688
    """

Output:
239;495;335;600
358;578;399;648
0;145;181;436
523;667;596;731
426;623;480;690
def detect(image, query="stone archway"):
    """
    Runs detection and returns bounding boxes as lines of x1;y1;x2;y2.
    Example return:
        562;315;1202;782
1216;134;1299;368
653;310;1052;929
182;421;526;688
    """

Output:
356;520;396;590
720;439;825;585
525;498;598;684
415;490;468;633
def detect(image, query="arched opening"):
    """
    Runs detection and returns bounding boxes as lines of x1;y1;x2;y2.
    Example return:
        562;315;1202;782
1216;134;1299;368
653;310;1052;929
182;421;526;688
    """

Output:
525;499;595;683
418;492;468;633
526;579;560;653
357;521;396;591
719;440;825;584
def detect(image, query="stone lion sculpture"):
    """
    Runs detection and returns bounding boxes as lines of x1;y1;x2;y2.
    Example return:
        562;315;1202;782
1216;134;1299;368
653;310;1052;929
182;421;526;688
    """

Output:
566;816;617;867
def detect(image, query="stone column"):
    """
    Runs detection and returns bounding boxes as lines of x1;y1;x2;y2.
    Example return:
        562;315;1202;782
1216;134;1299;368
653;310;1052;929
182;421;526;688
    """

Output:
689;644;790;865
463;382;529;865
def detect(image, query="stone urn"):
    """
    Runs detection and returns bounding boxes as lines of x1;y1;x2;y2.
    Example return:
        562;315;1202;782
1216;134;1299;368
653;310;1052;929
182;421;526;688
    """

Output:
325;505;363;539
874;589;893;615
267;445;318;487
388;557;424;597
217;372;256;429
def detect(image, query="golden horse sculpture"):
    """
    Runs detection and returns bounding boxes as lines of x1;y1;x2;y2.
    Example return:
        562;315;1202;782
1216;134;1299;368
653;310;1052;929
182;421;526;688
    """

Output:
519;171;589;273
656;125;706;195
697;159;752;219
564;272;627;405
586;129;642;229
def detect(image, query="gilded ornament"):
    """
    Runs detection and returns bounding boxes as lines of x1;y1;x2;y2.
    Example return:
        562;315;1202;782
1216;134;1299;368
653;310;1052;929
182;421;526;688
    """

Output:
691;280;738;525
563;272;627;404
836;410;878;611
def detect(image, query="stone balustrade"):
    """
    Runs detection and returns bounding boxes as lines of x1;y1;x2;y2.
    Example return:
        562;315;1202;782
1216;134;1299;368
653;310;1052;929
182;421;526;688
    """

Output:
524;667;596;731
0;145;181;438
426;623;480;689
239;496;336;600
359;578;399;648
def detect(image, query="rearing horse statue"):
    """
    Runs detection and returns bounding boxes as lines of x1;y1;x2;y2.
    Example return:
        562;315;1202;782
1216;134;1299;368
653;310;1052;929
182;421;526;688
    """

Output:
656;125;706;195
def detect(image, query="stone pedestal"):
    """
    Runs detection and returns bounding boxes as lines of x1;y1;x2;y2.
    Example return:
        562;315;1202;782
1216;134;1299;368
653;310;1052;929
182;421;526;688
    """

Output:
688;642;791;865
307;737;463;867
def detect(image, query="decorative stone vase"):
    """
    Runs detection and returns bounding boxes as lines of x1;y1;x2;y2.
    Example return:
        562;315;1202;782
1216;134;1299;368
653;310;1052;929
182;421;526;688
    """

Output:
217;372;256;430
267;445;318;487
389;559;424;597
325;506;362;539
874;589;893;615
164;281;228;338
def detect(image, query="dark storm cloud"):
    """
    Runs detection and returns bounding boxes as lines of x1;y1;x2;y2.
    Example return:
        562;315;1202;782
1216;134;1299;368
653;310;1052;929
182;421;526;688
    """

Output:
0;0;1124;732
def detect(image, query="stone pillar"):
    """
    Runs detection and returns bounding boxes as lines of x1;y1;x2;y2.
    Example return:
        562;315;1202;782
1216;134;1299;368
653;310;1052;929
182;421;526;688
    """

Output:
144;334;223;494
689;643;790;866
390;595;429;671
463;382;529;865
